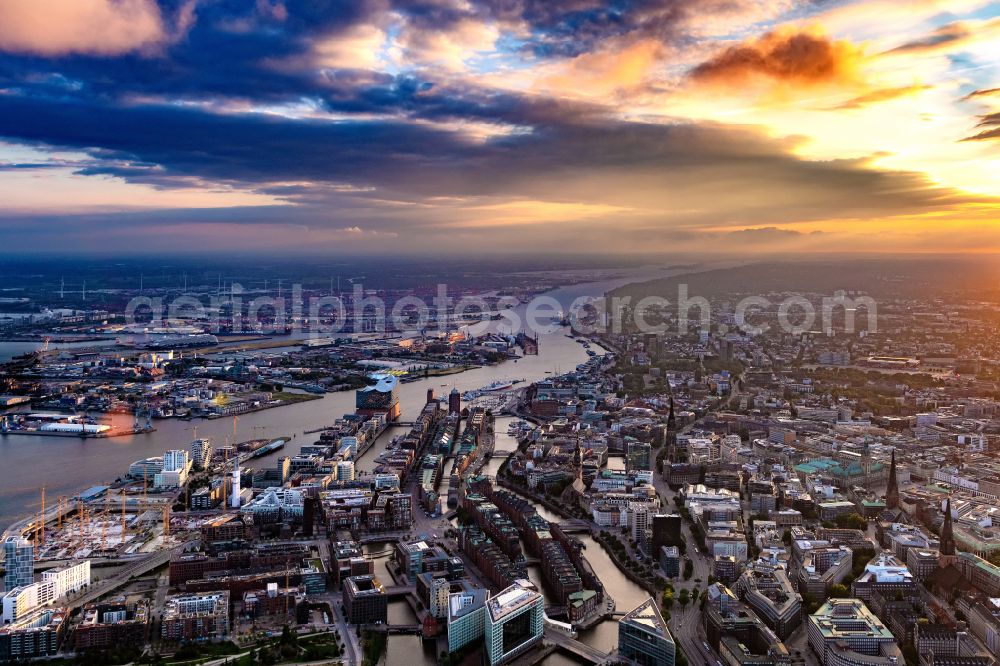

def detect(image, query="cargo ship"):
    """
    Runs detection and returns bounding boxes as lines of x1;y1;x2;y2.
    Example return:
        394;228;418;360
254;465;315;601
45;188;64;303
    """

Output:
462;379;522;400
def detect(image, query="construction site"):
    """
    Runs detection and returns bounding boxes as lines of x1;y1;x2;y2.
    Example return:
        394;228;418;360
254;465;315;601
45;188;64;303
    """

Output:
19;484;180;562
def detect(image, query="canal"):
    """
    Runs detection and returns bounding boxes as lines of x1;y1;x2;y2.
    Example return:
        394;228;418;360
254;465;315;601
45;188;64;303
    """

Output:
482;416;650;660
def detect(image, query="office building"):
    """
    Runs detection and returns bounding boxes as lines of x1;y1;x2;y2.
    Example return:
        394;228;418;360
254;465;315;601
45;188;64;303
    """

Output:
343;575;387;625
632;504;650;554
336;460;355;482
230;457;242;508
161;592;229;641
652;514;682;555
485;580;544;665
907;549;941;582
42;560;91;599
807;599;902;666
75;598;149;650
154;449;192;488
851;552;914;602
619;597;676;666
0;608;66;660
714;556;740;585
396;540;448;578
189;439;213;470
733;562;802;640
429;577;450;620
1;582;55;624
660;546;681;578
3;537;33;593
448;588;488;652
627;441;652;472
127;456;163;480
243;584;304;618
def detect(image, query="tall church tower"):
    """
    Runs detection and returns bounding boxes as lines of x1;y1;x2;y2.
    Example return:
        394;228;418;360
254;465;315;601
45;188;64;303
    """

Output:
573;433;583;481
666;398;677;463
885;449;900;510
939;497;957;568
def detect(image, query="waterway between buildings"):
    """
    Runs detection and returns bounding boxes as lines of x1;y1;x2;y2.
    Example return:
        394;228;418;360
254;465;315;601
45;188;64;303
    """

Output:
0;268;681;662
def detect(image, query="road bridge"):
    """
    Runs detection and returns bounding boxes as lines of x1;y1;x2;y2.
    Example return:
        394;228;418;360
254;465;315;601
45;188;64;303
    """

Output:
383;584;415;598
545;629;609;664
556;519;592;534
366;624;422;635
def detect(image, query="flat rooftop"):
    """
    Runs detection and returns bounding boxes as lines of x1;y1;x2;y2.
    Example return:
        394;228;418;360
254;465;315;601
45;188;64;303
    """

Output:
487;580;540;621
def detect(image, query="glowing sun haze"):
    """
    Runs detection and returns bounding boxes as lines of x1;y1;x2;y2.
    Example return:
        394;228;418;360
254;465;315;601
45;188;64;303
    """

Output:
1;0;998;255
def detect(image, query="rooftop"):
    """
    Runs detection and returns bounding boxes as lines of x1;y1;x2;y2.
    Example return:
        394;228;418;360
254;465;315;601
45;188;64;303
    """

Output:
346;575;385;596
621;597;672;639
810;598;895;641
449;589;488;621
487;580;541;621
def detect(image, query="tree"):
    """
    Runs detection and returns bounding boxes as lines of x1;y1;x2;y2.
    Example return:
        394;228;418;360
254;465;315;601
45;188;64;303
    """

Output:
828;583;850;598
835;512;867;531
678;588;689;607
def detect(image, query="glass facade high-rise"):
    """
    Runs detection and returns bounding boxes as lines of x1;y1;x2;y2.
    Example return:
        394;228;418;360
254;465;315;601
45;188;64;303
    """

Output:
485;580;543;665
619;598;676;666
3;537;34;593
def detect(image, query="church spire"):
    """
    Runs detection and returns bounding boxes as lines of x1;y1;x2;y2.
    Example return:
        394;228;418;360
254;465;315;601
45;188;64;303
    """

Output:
665;398;678;463
573;432;582;470
886;449;900;510
939;497;957;566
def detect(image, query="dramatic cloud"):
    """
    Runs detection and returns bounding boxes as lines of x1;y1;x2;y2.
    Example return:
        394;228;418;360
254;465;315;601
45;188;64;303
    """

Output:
689;27;862;87
0;0;997;254
0;0;193;56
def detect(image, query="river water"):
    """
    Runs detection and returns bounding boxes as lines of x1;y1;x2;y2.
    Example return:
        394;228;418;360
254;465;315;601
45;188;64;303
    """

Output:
0;267;674;662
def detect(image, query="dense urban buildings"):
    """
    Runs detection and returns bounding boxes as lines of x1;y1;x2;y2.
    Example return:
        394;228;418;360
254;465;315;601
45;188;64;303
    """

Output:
8;260;1000;666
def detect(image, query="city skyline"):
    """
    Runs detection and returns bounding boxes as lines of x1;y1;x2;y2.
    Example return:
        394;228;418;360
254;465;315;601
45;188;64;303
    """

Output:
1;0;999;255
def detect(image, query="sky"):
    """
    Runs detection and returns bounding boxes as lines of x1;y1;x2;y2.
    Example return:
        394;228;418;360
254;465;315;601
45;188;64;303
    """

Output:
0;0;999;256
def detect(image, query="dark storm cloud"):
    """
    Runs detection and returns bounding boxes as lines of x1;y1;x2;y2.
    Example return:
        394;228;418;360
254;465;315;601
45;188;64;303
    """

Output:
0;0;395;107
0;86;976;221
464;0;787;57
0;0;801;108
0;0;992;257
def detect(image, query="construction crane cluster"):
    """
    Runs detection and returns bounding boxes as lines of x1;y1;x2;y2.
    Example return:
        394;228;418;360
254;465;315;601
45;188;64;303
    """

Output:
30;473;173;557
